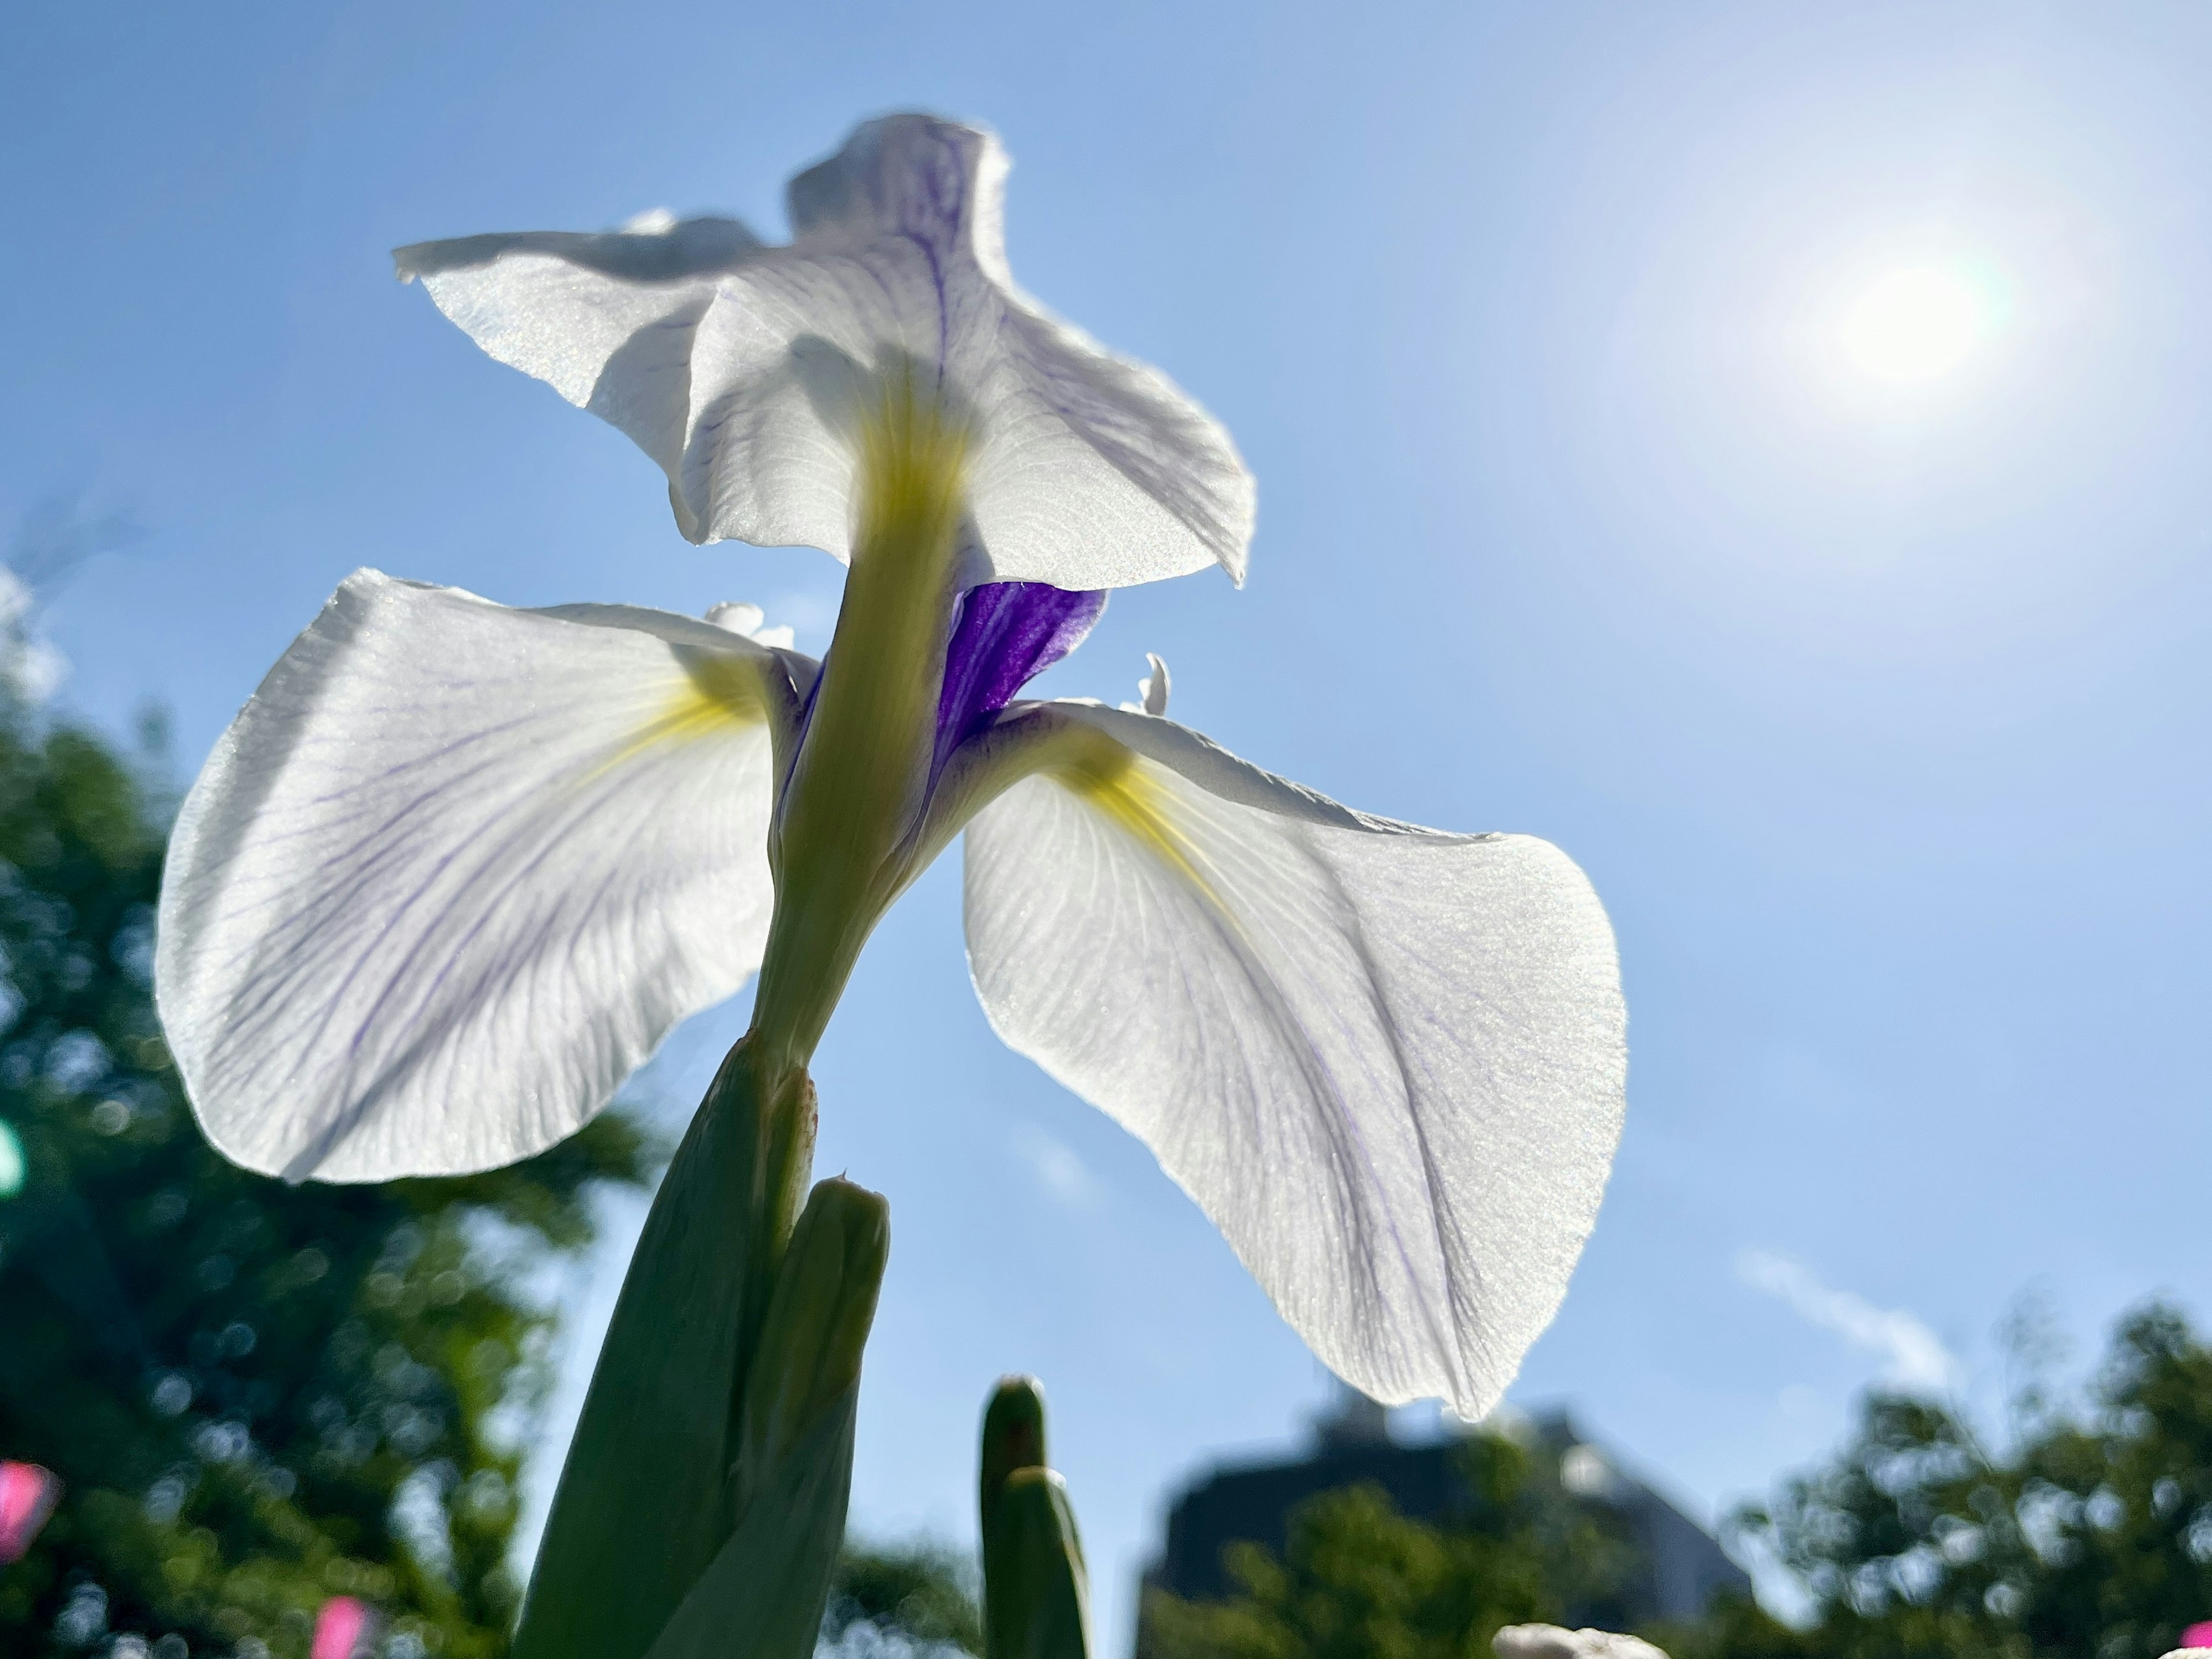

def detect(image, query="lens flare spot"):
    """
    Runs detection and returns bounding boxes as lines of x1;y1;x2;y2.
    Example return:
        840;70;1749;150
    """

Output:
0;1462;61;1564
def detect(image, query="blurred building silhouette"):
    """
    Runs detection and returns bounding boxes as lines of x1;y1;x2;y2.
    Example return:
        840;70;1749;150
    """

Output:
1138;1388;1749;1648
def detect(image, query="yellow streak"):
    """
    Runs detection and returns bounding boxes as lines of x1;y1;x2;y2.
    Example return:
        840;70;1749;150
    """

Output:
854;369;971;559
584;653;766;787
1054;745;1225;913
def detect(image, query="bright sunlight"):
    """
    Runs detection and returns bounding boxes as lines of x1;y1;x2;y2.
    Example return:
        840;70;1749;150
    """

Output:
1838;262;2006;384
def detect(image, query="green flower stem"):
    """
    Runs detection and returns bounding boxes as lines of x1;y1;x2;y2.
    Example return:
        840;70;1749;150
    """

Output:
751;378;970;1075
524;378;970;1659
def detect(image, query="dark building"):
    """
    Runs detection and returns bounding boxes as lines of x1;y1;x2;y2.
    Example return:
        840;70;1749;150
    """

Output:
1138;1392;1749;1647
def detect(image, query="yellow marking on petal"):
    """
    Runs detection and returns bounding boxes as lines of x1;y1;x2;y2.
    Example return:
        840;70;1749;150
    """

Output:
853;365;972;560
580;652;767;786
1053;744;1225;913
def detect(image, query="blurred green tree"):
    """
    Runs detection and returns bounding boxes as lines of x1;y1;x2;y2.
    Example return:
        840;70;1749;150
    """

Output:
825;1538;984;1656
1141;1433;1637;1659
1681;1304;2212;1659
1135;1306;2212;1659
0;688;653;1658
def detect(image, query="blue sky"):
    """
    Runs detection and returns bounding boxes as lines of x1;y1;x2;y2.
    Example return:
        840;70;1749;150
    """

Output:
10;0;2212;1646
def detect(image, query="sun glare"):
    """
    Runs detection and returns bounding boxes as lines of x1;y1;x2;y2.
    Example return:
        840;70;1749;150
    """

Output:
1838;263;2003;385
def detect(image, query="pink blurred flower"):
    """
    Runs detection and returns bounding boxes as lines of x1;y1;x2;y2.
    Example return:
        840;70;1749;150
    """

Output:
310;1597;376;1659
0;1461;60;1563
2182;1622;2212;1649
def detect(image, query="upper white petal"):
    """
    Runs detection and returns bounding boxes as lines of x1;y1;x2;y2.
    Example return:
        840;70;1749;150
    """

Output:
395;114;1254;590
961;706;1625;1419
156;570;804;1182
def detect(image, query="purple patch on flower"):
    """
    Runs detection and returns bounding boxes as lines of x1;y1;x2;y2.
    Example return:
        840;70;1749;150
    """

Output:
932;581;1107;775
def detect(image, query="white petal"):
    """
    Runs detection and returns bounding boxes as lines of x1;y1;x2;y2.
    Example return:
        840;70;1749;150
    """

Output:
706;600;767;635
704;600;797;650
961;707;1624;1418
1141;652;1171;716
1495;1628;1669;1659
392;217;769;487
396;114;1254;590
156;570;805;1182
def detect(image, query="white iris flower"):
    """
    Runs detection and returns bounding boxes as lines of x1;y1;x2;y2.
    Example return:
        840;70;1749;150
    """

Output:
154;115;1624;1419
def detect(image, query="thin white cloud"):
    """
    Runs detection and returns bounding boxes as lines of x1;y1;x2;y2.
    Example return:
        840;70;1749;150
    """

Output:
1016;1124;1098;1210
1736;1248;1958;1392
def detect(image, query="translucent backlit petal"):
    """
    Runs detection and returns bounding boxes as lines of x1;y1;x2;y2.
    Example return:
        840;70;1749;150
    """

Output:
396;115;1253;590
156;571;806;1181
962;707;1624;1418
1493;1628;1671;1659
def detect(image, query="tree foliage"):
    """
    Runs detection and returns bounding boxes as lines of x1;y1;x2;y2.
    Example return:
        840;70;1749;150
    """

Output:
1142;1433;1638;1659
1689;1304;2212;1659
826;1539;985;1657
1136;1306;2212;1659
0;694;653;1658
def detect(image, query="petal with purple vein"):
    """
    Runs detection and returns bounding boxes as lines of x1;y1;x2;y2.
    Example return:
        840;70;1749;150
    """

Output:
960;705;1624;1418
157;570;810;1181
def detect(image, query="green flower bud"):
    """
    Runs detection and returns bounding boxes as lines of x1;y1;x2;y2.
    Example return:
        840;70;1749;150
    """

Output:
734;1177;891;1520
984;1468;1090;1659
980;1377;1089;1659
979;1374;1048;1544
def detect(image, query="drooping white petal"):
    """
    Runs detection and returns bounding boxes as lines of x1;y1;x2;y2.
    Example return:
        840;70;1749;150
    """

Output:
156;570;809;1183
961;707;1624;1418
395;114;1254;591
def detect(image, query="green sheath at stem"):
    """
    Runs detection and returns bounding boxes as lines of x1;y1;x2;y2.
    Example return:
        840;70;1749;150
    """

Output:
512;1040;816;1659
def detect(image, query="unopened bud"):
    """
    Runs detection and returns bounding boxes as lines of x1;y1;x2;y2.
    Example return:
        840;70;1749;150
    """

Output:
0;1461;60;1563
734;1177;890;1518
984;1466;1089;1659
310;1598;379;1659
980;1374;1048;1543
